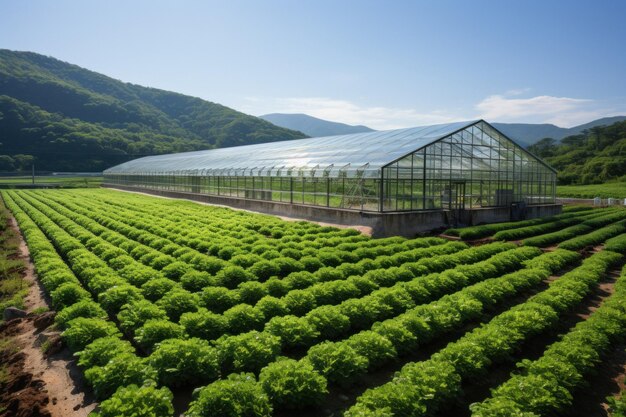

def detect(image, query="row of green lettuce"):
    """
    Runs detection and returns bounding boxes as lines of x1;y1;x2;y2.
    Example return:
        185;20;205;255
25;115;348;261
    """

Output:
0;190;537;415
471;263;626;416
7;188;626;417
345;249;623;417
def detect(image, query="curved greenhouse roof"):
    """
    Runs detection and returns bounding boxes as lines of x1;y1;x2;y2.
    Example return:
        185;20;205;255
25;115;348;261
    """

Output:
105;119;493;178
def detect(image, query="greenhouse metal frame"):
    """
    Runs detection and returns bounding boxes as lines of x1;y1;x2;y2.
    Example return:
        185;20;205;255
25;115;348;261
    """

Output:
104;120;557;212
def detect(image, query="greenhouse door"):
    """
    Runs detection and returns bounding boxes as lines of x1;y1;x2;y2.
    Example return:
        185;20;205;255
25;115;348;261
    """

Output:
449;181;465;210
447;181;465;227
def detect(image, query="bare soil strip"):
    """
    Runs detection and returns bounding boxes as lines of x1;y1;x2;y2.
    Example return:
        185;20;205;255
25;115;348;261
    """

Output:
1;214;96;417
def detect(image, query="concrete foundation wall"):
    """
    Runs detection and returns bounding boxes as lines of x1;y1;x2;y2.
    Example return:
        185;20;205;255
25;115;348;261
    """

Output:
104;185;562;237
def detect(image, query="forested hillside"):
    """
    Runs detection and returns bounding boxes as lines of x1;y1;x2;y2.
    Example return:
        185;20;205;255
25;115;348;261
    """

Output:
0;50;306;171
528;120;626;184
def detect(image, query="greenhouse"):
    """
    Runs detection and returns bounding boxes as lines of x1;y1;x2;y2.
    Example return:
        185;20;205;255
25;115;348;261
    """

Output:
103;120;557;213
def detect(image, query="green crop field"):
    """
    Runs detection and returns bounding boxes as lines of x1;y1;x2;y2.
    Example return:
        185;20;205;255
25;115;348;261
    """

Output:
0;175;102;188
557;182;626;199
2;188;626;417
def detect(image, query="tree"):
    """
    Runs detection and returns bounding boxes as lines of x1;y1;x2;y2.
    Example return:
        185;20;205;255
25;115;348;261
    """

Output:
13;154;35;171
0;155;15;171
527;138;557;158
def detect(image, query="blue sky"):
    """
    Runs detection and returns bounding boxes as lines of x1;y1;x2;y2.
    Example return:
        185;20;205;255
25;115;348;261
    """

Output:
1;0;625;129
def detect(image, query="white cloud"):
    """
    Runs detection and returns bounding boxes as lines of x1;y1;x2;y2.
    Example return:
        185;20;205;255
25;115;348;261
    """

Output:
474;92;626;127
475;94;599;126
503;88;531;96
243;92;625;130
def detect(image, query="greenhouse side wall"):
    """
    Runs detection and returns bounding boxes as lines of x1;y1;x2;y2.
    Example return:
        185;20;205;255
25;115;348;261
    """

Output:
104;173;382;212
103;182;449;237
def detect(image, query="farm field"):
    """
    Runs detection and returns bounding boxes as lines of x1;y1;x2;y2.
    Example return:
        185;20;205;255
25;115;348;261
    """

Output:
557;182;626;199
2;188;626;417
0;176;103;188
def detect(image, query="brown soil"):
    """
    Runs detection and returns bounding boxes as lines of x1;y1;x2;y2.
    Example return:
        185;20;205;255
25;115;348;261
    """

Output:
1;316;97;417
437;233;461;240
0;320;50;417
1;214;96;417
468;236;497;245
8;216;49;312
12;317;96;417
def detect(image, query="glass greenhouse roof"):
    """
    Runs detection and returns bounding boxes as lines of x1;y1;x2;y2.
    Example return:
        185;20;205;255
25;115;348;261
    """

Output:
105;120;517;178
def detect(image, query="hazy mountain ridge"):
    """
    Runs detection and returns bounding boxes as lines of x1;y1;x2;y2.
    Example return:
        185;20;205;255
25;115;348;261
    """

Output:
260;113;374;137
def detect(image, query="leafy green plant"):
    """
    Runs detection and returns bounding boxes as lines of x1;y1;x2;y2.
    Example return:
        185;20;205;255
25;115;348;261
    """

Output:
237;281;268;304
224;304;265;333
186;373;272;417
148;338;219;387
117;300;168;335
76;336;135;369
346;331;397;365
90;383;174;417
217;331;281;373
55;300;106;328
200;286;240;313
216;265;255;288
283;290;316;316
305;306;350;340
62;317;120;351
50;282;91;310
180;308;228;340
85;353;157;400
255;296;288;319
259;358;327;409
307;341;369;384
180;270;213;292
134;319;183;352
248;260;281;281
265;315;319;348
608;392;626;417
98;284;143;314
141;278;178;302
157;288;199;321
160;261;191;280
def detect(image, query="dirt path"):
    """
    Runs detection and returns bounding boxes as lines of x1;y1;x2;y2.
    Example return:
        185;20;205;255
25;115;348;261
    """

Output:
13;318;96;417
2;214;96;417
8;216;48;312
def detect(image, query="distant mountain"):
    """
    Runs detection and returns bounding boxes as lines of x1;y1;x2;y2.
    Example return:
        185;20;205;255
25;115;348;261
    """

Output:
260;113;374;137
0;50;306;171
493;116;626;147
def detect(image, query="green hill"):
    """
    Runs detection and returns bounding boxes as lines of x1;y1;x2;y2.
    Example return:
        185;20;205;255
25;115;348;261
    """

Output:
0;50;307;171
528;120;626;185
